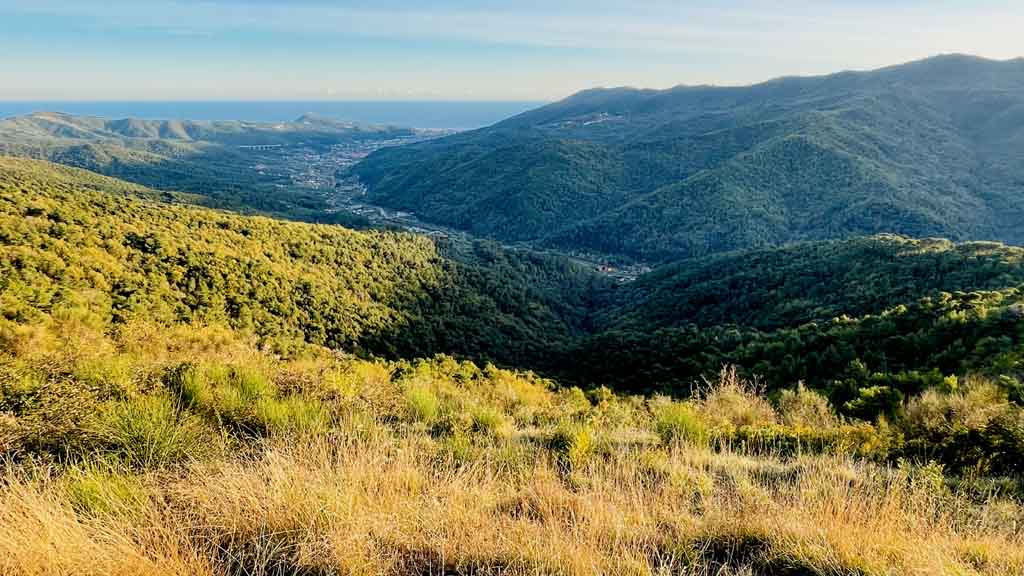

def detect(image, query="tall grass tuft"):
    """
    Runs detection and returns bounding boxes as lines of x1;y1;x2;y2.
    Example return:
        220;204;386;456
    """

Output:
92;395;208;468
653;399;708;446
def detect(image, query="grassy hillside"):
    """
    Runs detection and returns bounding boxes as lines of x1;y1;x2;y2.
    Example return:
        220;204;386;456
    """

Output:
3;318;1023;575
353;55;1024;261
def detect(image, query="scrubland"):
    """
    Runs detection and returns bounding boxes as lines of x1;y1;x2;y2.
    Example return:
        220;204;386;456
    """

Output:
2;316;1022;576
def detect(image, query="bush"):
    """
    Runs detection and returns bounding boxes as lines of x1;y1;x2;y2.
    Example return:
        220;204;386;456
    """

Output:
722;423;892;459
903;381;1007;437
843;385;904;421
698;366;777;429
470;405;511;439
0;369;101;457
777;383;837;428
92;394;208;467
64;462;149;517
166;362;284;435
550;422;595;469
653;400;707;446
255;396;330;436
404;385;440;424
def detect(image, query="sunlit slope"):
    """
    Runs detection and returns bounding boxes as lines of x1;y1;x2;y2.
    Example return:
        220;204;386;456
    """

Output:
0;157;599;364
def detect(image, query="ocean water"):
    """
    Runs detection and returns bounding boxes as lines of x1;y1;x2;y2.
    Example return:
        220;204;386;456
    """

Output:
0;101;546;130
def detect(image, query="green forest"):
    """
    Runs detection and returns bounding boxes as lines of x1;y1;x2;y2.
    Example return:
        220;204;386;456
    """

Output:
353;55;1024;261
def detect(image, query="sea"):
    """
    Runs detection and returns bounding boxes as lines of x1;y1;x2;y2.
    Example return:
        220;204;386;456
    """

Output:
0;101;546;131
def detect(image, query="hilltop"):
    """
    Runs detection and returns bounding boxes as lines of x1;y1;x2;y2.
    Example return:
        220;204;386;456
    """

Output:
352;54;1024;261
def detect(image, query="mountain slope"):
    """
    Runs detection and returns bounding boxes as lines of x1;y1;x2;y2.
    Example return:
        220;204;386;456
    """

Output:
0;157;601;366
352;55;1024;261
0;112;421;223
5;157;1024;417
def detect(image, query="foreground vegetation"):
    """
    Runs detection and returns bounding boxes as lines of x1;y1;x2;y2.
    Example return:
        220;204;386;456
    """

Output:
3;315;1023;575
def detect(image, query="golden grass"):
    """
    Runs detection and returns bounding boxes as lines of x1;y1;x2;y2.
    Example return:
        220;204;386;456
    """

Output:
1;319;1023;575
2;431;1022;575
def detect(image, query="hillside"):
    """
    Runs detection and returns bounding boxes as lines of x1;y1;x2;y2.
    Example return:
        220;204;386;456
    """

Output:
0;157;601;366
0;111;422;223
561;237;1024;402
352;54;1024;261
5;156;1024;413
2;158;1024;574
600;235;1024;332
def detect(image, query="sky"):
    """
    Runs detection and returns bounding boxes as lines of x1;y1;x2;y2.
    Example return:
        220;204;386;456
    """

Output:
1;0;1022;101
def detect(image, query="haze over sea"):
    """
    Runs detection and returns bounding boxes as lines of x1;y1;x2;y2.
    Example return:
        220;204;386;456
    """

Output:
0;101;545;130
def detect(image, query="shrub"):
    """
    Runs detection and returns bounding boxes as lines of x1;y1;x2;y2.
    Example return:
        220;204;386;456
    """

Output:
550;422;594;469
904;380;1007;437
64;463;149;517
92;394;208;468
165;362;283;434
843;385;904;421
404;385;440;424
777;383;837;428
254;396;330;436
698;366;777;429
724;422;892;459
470;405;511;439
653;400;707;446
0;369;101;457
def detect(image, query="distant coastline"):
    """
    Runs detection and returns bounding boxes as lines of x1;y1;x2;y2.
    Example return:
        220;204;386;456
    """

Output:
0;100;545;130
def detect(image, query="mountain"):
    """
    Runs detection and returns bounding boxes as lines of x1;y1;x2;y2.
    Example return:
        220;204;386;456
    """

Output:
352;54;1024;261
0;111;407;145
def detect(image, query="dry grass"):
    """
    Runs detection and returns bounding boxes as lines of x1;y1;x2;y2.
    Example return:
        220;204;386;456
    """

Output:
1;320;1023;575
3;433;1023;575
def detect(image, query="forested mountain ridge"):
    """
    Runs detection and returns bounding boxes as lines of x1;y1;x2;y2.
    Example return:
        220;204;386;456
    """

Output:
0;111;410;145
352;54;1024;261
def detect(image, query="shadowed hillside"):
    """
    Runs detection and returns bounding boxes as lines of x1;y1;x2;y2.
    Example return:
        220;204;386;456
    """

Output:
353;55;1024;261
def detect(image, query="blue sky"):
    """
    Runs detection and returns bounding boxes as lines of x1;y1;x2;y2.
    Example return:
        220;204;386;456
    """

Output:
1;0;1021;100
